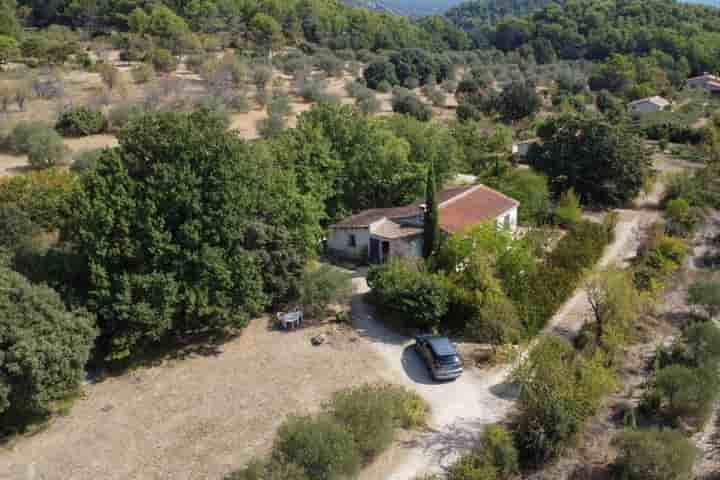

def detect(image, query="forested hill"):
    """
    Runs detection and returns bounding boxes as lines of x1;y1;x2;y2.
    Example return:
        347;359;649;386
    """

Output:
443;0;720;75
344;0;467;16
445;0;560;29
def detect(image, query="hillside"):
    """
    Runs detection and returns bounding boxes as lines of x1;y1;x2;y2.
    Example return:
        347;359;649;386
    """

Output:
445;0;559;28
344;0;467;15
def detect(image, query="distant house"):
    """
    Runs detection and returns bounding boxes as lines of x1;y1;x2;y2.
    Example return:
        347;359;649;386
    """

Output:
512;138;539;159
686;73;720;92
328;184;519;263
628;96;671;114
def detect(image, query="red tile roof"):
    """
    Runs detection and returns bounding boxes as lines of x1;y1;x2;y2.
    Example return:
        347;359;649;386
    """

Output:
332;184;518;233
332;185;476;228
439;184;519;234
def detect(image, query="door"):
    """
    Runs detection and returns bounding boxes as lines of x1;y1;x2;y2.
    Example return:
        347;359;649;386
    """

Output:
369;238;380;264
381;241;390;263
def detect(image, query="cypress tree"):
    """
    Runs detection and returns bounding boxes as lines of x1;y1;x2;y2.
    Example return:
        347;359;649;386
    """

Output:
423;162;439;258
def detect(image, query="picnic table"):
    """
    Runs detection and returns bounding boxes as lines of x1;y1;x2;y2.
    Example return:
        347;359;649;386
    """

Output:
277;310;304;330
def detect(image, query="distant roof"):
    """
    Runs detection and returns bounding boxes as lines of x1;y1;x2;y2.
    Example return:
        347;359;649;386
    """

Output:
628;96;670;107
332;184;519;233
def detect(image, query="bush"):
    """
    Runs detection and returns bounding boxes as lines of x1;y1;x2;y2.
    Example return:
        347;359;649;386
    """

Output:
611;428;698;480
688;279;720;320
272;415;361;480
6;121;53;154
651;364;718;424
298;77;329;103
267;93;292;118
26;129;67;168
554;188;582;226
513;336;616;467
427;87;447;107
478;425;519;476
0;205;38;250
368;258;450;331
446;453;498;480
257;113;286;139
0;266;97;434
357;93;381;115
108;104;145;132
392;94;432;122
55;106;108;136
298;265;353;320
131;63;155;84
149;47;177;73
0;169;77;230
376;80;392;93
633;231;688;291
225;459;308;480
70;148;105;173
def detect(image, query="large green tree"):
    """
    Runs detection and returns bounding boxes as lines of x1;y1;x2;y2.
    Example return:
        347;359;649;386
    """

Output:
63;108;323;360
529;114;651;207
0;264;97;432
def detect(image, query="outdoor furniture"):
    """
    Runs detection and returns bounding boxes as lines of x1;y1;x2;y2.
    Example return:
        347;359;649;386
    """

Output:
277;310;304;330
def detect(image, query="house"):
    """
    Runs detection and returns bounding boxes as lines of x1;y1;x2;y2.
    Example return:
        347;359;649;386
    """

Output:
512;138;539;159
686;73;720;91
627;96;671;114
328;184;519;263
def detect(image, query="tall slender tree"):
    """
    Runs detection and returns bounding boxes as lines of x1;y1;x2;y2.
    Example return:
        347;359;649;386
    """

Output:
423;162;440;258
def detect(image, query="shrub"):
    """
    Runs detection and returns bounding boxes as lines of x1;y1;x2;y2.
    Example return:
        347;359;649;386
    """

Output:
682;320;720;368
55;106;108;136
149;47;177;73
392;94;432;122
272;415;361;480
633;231;688;291
446;453;498;480
687;279;720;320
26;129;67;168
554;188;582;226
298;77;329;103
6;121;53;154
344;80;367;98
252;66;273;91
257;113;286;139
131;63;155;84
267;93;292;118
357;93;381;115
225;459;308;480
0;205;38;250
70;148;105;173
664;197;701;237
611;428;698;480
108;104;145;132
298;265;353;320
0;169;77;230
513;336;616;467
650;364;718;425
368;258;450;331
376;80;392;93
478;425;519;476
327;385;396;460
427;87;447;107
0;266;97;434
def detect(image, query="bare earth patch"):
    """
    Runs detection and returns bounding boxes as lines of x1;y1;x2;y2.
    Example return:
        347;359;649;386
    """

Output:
0;317;398;480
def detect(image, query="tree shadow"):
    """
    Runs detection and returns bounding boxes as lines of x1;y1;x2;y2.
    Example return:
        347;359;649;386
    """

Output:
489;381;520;401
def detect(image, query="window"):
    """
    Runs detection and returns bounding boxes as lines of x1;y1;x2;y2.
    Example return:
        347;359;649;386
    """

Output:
504;214;511;229
348;234;356;247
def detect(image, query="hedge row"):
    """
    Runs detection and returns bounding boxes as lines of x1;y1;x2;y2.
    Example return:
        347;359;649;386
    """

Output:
226;384;428;480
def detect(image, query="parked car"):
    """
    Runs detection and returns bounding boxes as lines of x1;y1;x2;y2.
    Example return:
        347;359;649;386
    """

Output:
414;335;464;381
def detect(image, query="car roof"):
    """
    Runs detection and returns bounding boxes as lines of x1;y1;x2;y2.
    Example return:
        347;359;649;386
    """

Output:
417;335;456;356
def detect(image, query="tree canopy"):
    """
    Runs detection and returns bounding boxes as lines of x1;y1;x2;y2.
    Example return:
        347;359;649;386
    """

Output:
63;108;324;360
529;114;652;206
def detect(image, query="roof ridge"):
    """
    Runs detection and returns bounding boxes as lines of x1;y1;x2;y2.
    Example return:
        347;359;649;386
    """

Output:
438;184;483;209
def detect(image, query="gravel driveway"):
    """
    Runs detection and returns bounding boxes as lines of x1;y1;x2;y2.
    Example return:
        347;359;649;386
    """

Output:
351;207;651;479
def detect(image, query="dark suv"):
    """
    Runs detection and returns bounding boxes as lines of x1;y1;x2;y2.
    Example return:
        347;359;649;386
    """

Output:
414;335;464;381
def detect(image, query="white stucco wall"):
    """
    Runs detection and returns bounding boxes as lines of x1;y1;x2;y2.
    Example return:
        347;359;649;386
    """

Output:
496;206;518;232
327;227;370;259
